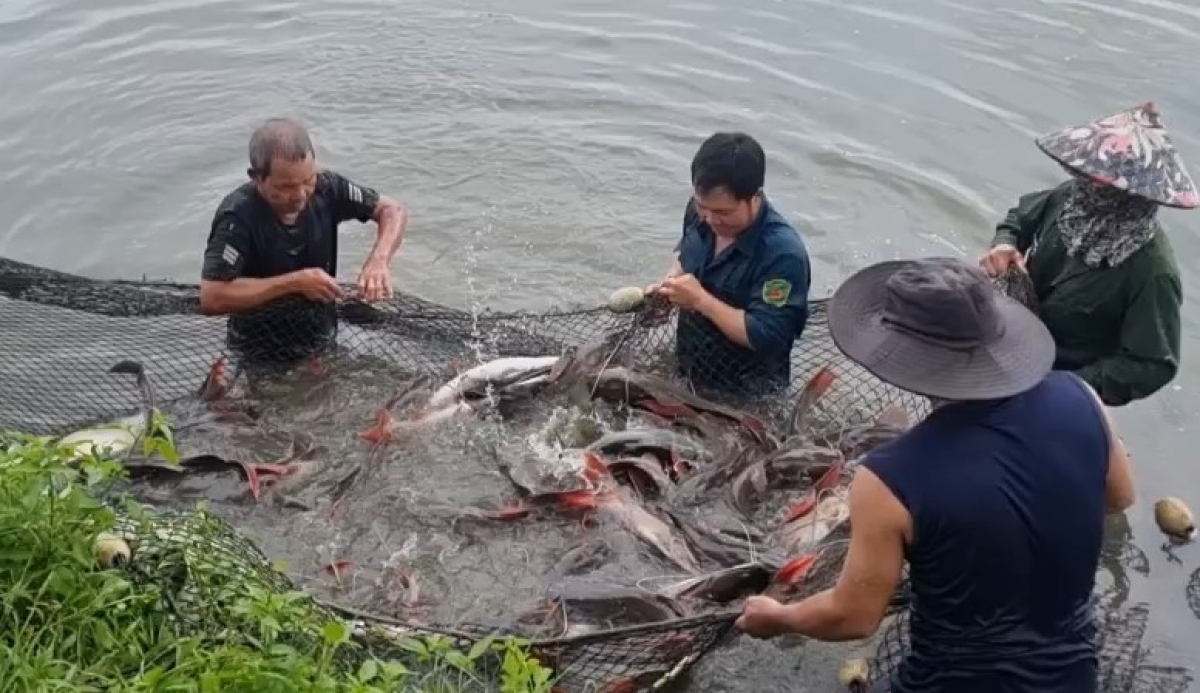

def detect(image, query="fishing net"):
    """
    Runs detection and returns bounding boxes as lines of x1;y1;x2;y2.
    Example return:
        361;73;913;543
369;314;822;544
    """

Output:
0;256;929;437
0;256;927;691
867;588;1194;693
107;503;738;691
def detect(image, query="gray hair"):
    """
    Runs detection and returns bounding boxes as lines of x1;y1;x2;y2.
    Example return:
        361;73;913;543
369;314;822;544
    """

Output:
248;118;315;177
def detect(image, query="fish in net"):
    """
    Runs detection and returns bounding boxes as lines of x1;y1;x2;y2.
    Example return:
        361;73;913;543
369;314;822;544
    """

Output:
103;502;744;690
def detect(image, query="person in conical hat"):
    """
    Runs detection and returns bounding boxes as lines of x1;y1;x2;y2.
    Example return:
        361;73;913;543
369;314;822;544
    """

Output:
978;102;1196;407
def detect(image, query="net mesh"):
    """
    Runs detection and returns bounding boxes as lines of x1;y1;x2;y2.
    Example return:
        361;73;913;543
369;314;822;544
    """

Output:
868;585;1194;693
0;256;929;438
107;503;739;690
1;256;926;691
2;257;1184;692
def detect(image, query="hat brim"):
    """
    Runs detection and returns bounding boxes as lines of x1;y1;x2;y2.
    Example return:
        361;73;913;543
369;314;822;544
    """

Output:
828;261;1057;401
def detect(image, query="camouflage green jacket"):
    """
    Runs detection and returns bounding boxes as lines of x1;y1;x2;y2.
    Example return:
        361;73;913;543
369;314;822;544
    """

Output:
991;182;1183;407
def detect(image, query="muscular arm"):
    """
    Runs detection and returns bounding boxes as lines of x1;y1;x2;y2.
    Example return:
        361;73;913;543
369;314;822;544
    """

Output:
773;468;909;641
199;217;299;315
1073;273;1182;407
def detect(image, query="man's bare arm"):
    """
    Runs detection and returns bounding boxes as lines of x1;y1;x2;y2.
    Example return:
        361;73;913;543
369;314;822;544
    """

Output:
363;196;408;268
199;275;300;316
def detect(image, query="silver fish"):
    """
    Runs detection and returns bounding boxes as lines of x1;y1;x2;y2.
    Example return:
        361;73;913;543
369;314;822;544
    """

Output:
53;360;161;462
424;356;561;411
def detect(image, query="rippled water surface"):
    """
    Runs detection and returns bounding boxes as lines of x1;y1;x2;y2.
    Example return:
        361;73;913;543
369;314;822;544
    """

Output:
3;0;1200;690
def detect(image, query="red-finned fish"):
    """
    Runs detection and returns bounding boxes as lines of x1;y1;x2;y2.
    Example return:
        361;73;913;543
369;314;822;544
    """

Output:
324;560;352;582
199;356;228;402
782;458;846;523
772;553;818;585
775;485;851;556
787;365;836;437
358;400;477;444
237;461;297;502
485;488;601;521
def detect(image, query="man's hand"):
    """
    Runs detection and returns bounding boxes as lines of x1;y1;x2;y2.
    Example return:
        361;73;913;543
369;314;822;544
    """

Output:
735;596;790;639
291;268;342;303
978;243;1023;278
356;259;393;303
657;274;710;311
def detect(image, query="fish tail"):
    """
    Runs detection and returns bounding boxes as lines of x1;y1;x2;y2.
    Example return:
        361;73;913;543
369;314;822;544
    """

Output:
358;408;395;444
199;356;227;402
812;458;846;494
788;365;836;434
773;553;818;585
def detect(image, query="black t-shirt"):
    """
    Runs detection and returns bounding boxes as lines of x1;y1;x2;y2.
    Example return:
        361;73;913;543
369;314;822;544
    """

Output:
201;170;380;363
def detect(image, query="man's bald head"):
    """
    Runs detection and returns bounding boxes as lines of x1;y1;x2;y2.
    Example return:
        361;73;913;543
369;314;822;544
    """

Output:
247;118;318;223
248;118;315;179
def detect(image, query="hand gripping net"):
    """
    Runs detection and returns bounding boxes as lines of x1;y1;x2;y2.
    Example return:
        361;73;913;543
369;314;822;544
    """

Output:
0;256;929;691
0;256;929;437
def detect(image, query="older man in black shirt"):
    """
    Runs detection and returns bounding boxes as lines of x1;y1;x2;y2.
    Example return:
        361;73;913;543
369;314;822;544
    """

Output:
200;118;408;366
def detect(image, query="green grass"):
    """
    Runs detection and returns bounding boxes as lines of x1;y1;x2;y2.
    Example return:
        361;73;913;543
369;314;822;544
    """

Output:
0;428;556;693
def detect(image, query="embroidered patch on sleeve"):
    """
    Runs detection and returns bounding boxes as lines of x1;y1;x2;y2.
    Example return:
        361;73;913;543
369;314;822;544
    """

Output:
221;244;240;267
761;278;792;307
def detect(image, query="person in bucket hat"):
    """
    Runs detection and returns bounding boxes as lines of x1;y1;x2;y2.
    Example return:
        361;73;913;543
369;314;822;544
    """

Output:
978;102;1195;407
736;257;1137;693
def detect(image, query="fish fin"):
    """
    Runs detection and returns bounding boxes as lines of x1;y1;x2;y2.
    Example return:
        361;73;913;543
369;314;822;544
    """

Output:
773;553;818;585
199;356;227;402
109;359;160;436
580;450;609;485
788;366;836;435
358;408;395;444
555;490;598;512
783;490;817;523
239;462;261;502
488;502;532;521
812;458;846;494
253;463;294;478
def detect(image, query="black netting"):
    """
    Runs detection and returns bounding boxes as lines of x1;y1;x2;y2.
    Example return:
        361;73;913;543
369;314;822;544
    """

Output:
868;590;1194;693
107;503;740;691
0;256;929;438
0;256;930;691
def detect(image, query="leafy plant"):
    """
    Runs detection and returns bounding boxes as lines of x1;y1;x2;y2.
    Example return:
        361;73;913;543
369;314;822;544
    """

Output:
0;428;557;693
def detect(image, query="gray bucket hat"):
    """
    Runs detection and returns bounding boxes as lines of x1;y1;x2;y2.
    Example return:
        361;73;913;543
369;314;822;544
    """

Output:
828;257;1055;401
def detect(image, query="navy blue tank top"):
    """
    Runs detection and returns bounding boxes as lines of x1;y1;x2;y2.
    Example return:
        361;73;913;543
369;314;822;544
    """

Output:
863;371;1109;693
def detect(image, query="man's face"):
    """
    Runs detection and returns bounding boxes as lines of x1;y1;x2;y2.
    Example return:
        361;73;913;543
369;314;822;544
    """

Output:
693;186;760;237
254;155;317;224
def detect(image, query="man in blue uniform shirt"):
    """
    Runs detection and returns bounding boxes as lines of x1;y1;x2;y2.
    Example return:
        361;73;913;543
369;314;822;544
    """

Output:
648;132;812;398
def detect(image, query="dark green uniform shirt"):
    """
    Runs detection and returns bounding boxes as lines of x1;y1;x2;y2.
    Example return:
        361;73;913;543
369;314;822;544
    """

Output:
991;182;1182;407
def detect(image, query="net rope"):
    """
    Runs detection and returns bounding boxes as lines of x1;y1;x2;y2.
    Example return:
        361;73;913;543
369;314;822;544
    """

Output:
1;257;1187;691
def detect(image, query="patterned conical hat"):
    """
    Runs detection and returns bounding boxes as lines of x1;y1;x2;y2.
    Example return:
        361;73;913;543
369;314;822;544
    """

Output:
1035;102;1198;209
